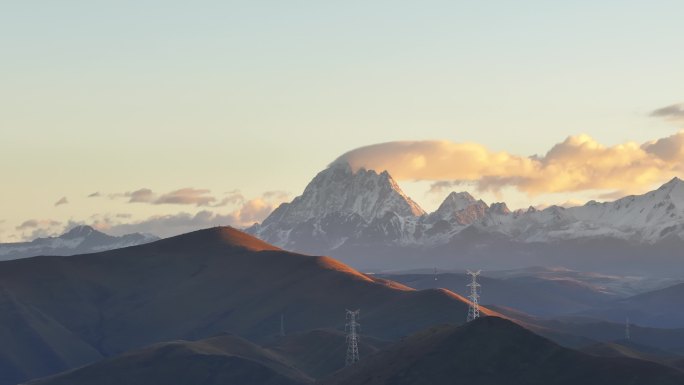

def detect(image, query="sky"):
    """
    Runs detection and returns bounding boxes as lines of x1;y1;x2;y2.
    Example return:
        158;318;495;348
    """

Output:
1;1;683;241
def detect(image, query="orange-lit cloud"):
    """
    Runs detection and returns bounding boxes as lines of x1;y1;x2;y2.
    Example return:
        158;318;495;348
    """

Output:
337;132;684;196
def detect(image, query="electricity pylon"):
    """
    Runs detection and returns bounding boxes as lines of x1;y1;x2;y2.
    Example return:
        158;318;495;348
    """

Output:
345;309;360;366
280;313;285;337
466;270;481;322
625;317;630;341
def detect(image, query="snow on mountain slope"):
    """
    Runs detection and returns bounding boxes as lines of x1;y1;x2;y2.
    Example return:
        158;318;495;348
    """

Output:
429;192;488;225
482;177;684;243
263;161;424;226
249;162;684;254
251;162;426;250
0;226;160;260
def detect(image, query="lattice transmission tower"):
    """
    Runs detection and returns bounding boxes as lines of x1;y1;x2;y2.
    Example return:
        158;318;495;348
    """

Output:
625;317;630;341
466;270;481;322
280;313;285;337
345;309;360;366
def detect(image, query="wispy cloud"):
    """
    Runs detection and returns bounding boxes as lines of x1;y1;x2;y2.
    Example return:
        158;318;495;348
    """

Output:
54;197;69;206
427;181;462;195
155;188;216;206
87;191;101;198
16;219;62;230
213;191;245;207
74;191;290;239
127;188;155;203
651;103;684;123
109;187;248;207
15;219;63;240
336;132;684;197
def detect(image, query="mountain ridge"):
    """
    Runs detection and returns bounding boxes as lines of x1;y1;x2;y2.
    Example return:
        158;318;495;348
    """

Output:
248;163;684;273
0;225;159;261
322;316;684;385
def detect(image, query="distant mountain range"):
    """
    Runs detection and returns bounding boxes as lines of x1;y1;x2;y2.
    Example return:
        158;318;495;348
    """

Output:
579;282;684;328
0;226;159;260
248;162;684;274
381;268;684;328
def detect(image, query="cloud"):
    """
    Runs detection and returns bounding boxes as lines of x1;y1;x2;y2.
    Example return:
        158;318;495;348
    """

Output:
427;181;462;195
16;219;62;230
100;211;236;238
80;191;290;239
155;188;216;206
213;191;245;207
336;132;684;197
87;192;101;198
111;187;245;207
54;197;69;206
15;219;63;241
126;188;155;203
262;190;289;201
651;103;684;122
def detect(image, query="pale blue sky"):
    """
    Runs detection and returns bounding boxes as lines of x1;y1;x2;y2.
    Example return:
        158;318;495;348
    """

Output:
1;1;683;240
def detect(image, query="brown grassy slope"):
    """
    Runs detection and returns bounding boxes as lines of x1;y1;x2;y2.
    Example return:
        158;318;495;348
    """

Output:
321;316;684;385
0;288;101;385
0;227;488;384
265;329;390;378
25;334;311;385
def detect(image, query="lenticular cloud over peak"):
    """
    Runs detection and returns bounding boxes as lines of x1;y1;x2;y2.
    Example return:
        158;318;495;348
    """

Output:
336;132;684;196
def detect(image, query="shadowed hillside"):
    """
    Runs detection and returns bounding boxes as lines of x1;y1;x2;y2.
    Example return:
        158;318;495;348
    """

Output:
0;227;492;385
322;317;684;385
25;334;312;385
265;329;390;378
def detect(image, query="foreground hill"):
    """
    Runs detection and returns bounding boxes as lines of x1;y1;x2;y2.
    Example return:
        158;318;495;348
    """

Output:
0;226;491;385
0;225;158;261
265;329;390;378
26;334;312;385
322;317;684;385
0;288;102;385
27;319;684;385
26;329;390;385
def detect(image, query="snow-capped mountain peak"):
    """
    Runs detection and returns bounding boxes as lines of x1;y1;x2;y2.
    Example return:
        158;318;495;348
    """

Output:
489;202;511;215
61;225;98;239
263;161;425;227
657;177;684;205
431;192;489;225
438;192;476;211
252;162;427;250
